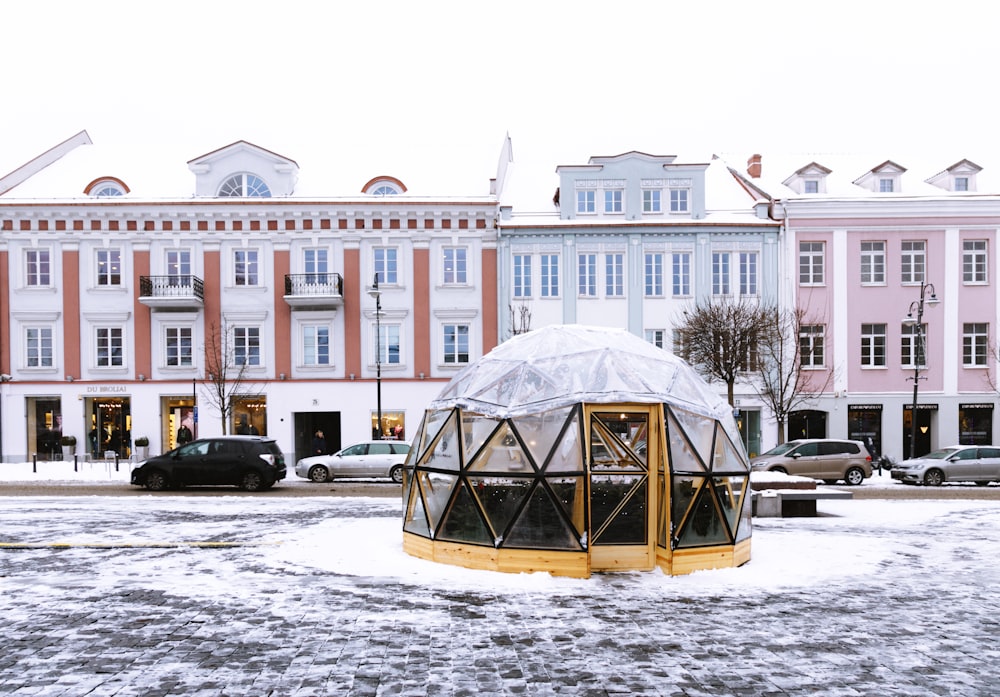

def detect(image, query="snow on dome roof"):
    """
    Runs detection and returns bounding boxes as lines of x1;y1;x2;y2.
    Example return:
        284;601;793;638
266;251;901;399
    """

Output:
433;324;734;426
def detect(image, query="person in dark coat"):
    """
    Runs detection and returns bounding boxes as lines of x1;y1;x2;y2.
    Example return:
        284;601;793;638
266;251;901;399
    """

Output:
177;424;193;444
312;430;326;455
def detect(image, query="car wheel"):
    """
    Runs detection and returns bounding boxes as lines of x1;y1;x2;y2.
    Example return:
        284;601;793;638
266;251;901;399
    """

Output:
844;467;865;486
241;471;264;491
390;465;404;484
770;466;788;475
308;465;329;483
923;469;945;487
144;470;169;491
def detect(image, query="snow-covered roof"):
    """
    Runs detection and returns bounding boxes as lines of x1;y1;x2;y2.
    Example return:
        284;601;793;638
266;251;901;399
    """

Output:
432;324;736;429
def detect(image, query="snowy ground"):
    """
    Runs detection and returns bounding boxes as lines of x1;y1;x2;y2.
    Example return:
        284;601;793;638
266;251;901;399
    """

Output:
1;464;999;694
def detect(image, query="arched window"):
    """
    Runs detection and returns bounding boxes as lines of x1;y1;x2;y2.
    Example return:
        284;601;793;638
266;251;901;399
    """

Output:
362;175;407;196
84;177;129;197
218;173;271;197
372;185;399;196
94;185;124;197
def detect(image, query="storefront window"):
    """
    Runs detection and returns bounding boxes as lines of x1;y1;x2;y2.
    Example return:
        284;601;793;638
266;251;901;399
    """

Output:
27;397;62;461
85;397;132;459
959;404;993;445
848;405;883;459
232;396;266;435
372;410;405;440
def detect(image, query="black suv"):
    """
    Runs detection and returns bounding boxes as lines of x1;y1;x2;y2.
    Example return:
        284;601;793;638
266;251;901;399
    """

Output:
131;436;286;491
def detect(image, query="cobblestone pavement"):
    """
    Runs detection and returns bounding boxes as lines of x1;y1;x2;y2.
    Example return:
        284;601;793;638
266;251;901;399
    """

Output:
0;495;998;696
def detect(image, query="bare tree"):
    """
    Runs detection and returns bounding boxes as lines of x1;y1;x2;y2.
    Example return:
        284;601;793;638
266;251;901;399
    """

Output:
676;296;764;407
508;302;532;337
202;322;262;434
754;306;834;444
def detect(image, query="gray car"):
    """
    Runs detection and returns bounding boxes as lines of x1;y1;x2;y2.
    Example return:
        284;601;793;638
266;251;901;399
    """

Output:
750;438;873;485
891;445;1000;486
295;440;410;483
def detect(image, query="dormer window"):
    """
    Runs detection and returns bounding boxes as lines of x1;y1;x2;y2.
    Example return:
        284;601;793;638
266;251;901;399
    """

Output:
84;177;129;197
782;162;831;194
803;180;819;194
218;173;271;197
955;177;969;192
879;178;894;193
926;159;981;192
362;175;407;195
853;160;905;194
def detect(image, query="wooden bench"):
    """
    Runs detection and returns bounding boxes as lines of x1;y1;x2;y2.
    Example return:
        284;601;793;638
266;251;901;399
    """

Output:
751;488;853;517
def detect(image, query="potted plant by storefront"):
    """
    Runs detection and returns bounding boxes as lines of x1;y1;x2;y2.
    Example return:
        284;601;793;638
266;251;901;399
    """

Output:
134;436;150;460
60;435;77;461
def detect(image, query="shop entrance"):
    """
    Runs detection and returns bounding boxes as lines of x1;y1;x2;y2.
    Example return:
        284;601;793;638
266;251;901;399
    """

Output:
161;396;196;452
27;397;62;461
903;405;936;459
85;397;132;459
587;407;656;572
293;412;342;462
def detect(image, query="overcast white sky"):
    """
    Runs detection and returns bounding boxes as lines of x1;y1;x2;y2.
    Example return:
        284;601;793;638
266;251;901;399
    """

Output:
2;1;997;193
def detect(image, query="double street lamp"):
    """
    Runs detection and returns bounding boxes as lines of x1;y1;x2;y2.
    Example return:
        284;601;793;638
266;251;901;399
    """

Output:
367;274;383;440
902;280;939;460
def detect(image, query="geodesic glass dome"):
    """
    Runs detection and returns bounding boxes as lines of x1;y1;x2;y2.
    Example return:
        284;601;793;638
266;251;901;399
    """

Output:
402;324;752;578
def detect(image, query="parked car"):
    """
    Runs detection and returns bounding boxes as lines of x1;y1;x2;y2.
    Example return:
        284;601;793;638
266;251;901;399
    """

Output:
891;445;1000;486
295;440;410;483
130;436;286;491
750;438;873;485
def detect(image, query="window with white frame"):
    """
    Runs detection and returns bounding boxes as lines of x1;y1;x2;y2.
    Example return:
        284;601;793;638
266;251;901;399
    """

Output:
604;189;624;214
540;254;559;297
374;247;398;285
513;254;532;298
165;327;193;367
232;327;261;366
963;323;989;367
712;252;731;295
234;249;260;286
96;249;122;286
879;178;894;193
25;249;51;287
443;247;467;285
900;241;926;284
442;324;470;364
96;327;124;367
799;242;825;285
669;187;690;213
739;342;759;373
605;253;624;297
576;190;596;214
578;254;597;297
803;180;820;194
954;177;969;192
963;240;988;284
901;323;926;368
672;329;688;360
799;325;825;368
302;325;330;366
671;252;691;296
861;323;886;367
218;173;271;197
645;328;665;349
166;249;192;286
25;327;53;368
643;189;661;213
739;252;758;296
860;241;886;285
304;248;329;284
374;324;401;365
644;253;663;297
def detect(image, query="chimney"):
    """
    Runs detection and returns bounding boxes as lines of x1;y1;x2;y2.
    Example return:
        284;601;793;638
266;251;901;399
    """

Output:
747;154;762;179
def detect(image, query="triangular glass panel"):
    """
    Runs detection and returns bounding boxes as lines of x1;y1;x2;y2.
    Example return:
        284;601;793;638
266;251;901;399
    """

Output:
544;408;584;474
403;479;431;538
468;475;533;543
590;420;643;472
438;480;494;546
711;422;749;473
592;478;648;545
505;483;583;550
590;473;644;538
669;474;703;546
669;406;714;470
512;405;574;470
595;412;649;468
656;471;669;548
543;475;586;540
735;481;753;543
676;480;732;548
420;410;462;472
461;412;502;465
418;409;452;460
417;470;458;537
666;409;707;473
713;475;746;537
467;421;535;474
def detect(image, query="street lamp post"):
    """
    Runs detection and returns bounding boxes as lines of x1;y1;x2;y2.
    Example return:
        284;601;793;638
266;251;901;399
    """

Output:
902;280;939;460
367;274;383;440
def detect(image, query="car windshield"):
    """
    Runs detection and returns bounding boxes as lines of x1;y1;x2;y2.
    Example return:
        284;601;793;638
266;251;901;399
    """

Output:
920;448;963;460
759;442;801;457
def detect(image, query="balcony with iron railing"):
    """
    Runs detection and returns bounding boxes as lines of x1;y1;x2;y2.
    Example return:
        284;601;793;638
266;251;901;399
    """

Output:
138;275;205;310
284;272;344;309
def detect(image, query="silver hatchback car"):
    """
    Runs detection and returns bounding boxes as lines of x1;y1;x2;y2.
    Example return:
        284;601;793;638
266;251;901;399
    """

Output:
295;440;410;483
891;445;1000;486
750;438;873;485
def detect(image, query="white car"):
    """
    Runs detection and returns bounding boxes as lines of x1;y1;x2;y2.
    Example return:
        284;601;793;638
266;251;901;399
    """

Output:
295;440;410;483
